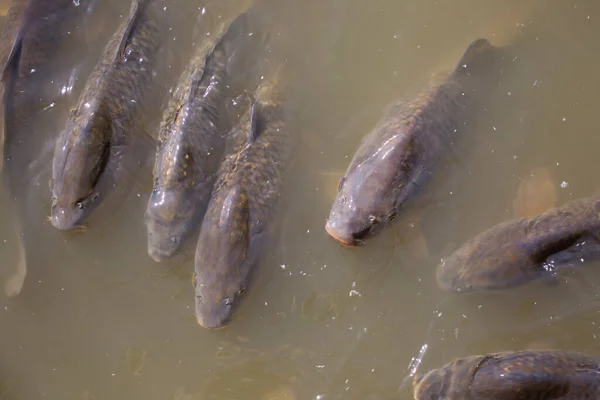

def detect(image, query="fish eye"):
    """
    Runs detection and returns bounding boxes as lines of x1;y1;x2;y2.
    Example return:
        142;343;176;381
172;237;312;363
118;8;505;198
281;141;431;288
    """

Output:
75;201;85;210
337;177;346;192
51;196;58;206
368;215;378;224
91;193;100;201
224;298;233;306
237;287;245;296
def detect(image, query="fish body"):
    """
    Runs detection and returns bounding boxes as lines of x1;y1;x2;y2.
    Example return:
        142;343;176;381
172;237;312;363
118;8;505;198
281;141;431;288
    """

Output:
146;10;259;262
1;0;88;174
413;350;600;399
50;0;167;230
436;195;600;292
0;0;91;296
325;38;496;246
193;75;293;329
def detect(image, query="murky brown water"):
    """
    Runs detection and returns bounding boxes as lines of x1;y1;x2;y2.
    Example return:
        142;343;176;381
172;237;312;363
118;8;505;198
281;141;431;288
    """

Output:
2;0;600;399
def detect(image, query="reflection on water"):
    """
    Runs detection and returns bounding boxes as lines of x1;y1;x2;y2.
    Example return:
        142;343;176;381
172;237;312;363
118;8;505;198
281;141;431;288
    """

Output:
2;0;600;398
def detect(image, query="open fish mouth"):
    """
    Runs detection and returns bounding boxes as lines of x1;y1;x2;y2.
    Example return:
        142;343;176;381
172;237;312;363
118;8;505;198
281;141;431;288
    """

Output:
324;221;364;247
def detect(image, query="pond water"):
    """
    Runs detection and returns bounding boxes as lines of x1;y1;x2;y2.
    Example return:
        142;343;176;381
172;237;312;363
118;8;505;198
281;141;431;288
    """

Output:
2;0;600;399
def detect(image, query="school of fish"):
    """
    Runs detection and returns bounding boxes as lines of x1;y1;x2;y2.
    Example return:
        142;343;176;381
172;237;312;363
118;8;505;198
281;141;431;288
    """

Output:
1;0;600;398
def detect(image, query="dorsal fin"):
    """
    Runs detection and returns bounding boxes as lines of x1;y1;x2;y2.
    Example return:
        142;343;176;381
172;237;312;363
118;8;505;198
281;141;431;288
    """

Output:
0;34;23;174
1;35;22;79
114;0;148;62
185;18;230;103
247;100;258;144
451;38;493;77
0;0;31;77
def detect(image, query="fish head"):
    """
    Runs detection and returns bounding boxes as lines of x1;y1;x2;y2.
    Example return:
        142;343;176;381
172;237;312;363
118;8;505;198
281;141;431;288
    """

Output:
414;355;487;399
435;250;473;293
146;140;199;262
325;132;412;246
146;186;188;262
193;184;250;329
50;107;111;230
412;365;453;399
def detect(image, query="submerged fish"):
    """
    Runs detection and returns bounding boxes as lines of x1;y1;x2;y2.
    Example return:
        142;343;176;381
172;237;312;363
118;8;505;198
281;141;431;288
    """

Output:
2;0;88;174
413;349;600;399
0;0;91;296
50;0;167;230
325;38;497;246
193;74;293;329
146;9;264;262
436;195;600;293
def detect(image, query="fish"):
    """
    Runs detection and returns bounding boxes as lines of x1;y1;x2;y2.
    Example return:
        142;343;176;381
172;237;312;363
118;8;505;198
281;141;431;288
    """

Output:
413;349;600;399
2;0;89;174
0;0;92;296
145;9;265;262
49;0;168;231
193;73;293;329
436;195;600;293
325;38;497;246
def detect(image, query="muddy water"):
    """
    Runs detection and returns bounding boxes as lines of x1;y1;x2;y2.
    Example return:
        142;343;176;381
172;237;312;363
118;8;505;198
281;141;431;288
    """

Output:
1;0;600;399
